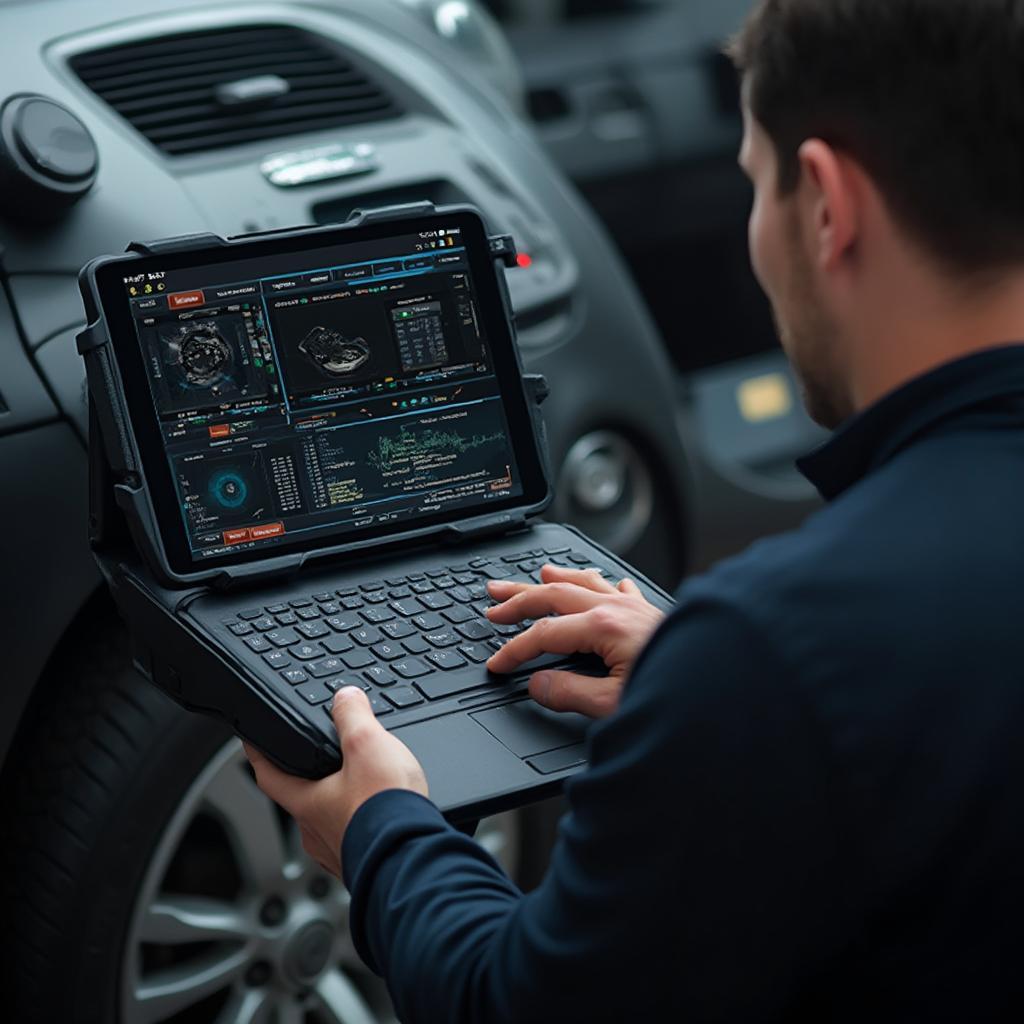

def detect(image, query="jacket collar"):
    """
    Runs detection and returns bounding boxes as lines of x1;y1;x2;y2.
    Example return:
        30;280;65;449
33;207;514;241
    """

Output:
797;345;1024;500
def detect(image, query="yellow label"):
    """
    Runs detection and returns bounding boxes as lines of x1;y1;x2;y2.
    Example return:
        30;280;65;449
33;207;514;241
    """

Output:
737;373;793;423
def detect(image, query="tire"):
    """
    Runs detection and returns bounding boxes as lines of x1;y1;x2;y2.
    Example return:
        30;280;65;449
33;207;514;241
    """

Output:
0;608;523;1024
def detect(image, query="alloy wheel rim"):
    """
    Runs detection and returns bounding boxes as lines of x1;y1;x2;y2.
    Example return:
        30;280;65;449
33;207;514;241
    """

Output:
120;737;520;1024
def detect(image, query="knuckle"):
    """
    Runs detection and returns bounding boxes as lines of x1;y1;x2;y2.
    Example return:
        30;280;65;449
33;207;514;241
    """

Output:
343;722;376;753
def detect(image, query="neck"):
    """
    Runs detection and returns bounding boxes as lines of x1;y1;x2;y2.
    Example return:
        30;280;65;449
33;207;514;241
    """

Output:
847;265;1024;414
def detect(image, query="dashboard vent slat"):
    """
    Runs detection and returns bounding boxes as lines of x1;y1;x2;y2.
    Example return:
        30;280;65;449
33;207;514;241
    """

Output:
70;25;403;156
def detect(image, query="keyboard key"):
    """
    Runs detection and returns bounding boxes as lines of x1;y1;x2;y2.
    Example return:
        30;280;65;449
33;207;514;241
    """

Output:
351;626;383;646
266;603;288;615
293;643;322;660
392;658;432;679
238;608;264;620
365;665;397;687
442;605;474;624
244;635;272;653
433;577;456;590
449;586;474;604
569;553;591;565
361;606;395;624
324;676;369;693
369;694;393;716
385;577;407;587
252;616;276;632
501;552;531;563
262;650;291;670
364;591;389;604
483;565;515;580
468;558;491;569
391;598;423;617
458;643;491;664
312;592;334;603
342;596;364;610
297;621;329;640
371;641;405;661
336;587;359;598
289;598;314;608
416;673;496;701
297;684;332;706
492;622;521;636
275;611;298;626
544;546;570;556
425;649;467;671
319;602;341;616
307;657;346;678
342;649;375;670
381;620;416;640
281;668;308;686
411;581;434;594
389;586;412;599
457;620;495;641
419;592;453;611
406;573;426;582
403;636;430;655
297;607;321;621
453;573;477;586
360;580;386;592
383;685;424;709
425;630;460;648
322;636;355;655
326;613;362;633
227;621;253;636
446;563;472;574
412;612;444;631
265;628;300;648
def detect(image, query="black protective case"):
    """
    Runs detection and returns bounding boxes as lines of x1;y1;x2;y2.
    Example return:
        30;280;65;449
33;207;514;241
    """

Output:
77;203;673;820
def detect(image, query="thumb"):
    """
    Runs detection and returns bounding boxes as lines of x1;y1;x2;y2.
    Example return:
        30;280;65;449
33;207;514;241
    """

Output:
331;686;381;748
529;669;622;719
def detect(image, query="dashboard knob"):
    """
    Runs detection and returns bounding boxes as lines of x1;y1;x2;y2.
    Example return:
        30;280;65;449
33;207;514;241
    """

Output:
0;94;98;222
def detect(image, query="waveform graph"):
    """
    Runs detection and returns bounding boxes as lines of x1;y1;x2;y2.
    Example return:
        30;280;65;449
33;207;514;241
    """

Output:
367;421;506;476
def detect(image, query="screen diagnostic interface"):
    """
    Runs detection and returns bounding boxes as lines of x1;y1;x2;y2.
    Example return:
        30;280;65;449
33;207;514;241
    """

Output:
123;224;522;561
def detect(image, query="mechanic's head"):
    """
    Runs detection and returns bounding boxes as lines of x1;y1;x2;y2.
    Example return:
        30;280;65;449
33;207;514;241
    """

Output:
730;0;1024;428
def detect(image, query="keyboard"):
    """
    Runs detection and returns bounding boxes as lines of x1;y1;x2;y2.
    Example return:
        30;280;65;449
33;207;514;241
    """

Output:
221;545;615;720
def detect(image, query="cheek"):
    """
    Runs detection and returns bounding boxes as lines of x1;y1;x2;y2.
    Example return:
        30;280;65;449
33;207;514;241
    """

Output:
748;193;777;294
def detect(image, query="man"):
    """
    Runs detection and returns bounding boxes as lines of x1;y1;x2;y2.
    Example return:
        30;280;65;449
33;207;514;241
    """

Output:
246;1;1024;1019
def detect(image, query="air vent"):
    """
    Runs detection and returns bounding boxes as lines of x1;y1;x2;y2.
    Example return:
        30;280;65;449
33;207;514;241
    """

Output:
69;25;403;156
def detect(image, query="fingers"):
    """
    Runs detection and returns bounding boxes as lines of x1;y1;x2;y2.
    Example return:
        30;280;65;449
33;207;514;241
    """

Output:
529;669;622;719
486;613;597;673
486;581;612;624
539;563;618;593
331;686;384;753
617;578;642;597
242;741;306;812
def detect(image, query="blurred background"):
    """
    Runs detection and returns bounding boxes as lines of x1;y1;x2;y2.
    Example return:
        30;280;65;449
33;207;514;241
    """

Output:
0;1;827;1021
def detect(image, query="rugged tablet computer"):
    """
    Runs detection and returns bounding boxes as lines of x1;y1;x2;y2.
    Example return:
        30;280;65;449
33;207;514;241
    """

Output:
78;202;672;820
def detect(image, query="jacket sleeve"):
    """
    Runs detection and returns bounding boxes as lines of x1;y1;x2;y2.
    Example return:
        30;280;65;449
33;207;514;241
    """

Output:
342;600;853;1024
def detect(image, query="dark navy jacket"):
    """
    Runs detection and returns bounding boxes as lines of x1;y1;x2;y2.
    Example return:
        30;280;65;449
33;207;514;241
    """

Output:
343;347;1024;1023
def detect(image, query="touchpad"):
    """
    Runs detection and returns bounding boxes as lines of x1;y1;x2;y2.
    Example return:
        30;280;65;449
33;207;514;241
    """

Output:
471;701;589;759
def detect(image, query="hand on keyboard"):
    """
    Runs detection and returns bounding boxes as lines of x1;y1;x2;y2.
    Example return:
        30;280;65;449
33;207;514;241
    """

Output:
484;565;666;719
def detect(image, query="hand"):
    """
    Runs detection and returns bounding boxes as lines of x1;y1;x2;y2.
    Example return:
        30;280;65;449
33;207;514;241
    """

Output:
243;686;428;878
485;564;666;719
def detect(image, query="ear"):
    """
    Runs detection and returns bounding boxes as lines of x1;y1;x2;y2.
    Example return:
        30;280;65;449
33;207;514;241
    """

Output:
796;139;859;273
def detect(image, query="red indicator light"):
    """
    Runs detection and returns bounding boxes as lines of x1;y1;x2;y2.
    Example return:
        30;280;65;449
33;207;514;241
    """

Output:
515;252;533;269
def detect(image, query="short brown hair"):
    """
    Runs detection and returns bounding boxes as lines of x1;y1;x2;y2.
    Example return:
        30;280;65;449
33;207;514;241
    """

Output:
729;0;1024;273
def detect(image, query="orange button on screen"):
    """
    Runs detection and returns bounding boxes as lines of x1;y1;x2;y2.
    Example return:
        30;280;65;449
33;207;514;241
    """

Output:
223;528;251;545
208;424;230;439
168;289;205;310
250;522;285;540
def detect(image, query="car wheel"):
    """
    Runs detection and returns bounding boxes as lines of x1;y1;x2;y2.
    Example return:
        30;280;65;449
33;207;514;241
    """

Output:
0;612;521;1024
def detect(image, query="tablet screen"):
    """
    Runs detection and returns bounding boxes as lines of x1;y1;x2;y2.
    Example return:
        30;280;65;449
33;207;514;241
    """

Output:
109;214;534;566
